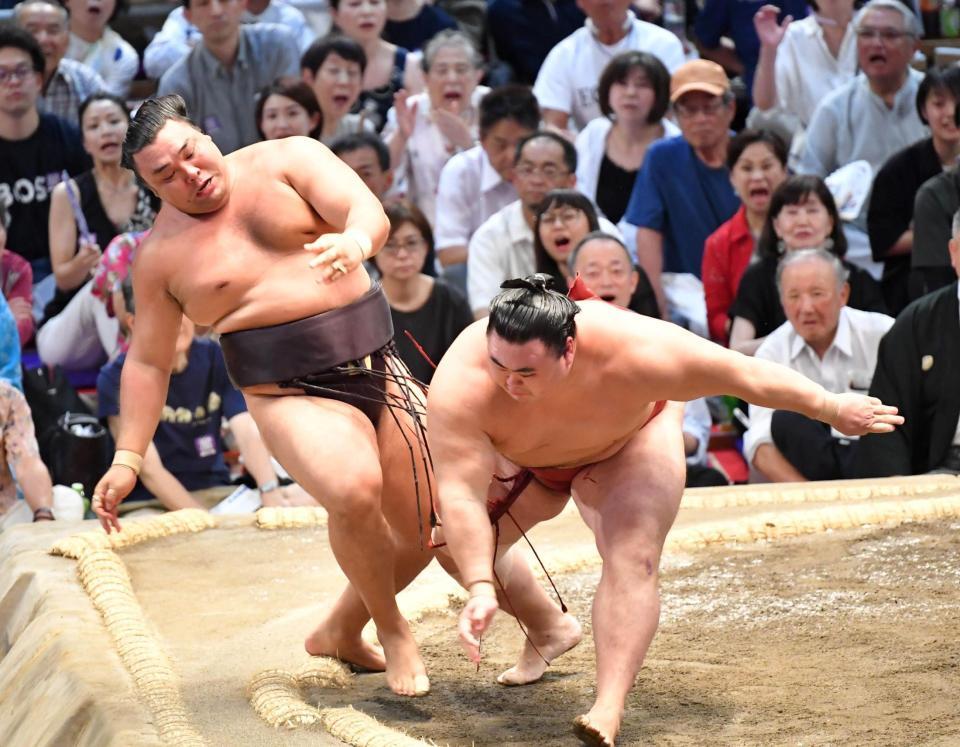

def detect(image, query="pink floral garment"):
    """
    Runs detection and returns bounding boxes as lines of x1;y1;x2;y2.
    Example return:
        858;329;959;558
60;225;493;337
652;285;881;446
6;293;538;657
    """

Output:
91;230;148;354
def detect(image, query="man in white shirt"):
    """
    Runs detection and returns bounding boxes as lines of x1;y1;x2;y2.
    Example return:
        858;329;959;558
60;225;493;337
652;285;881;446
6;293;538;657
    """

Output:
434;84;539;289
533;0;685;132
144;0;316;80
744;248;894;482
467;131;619;316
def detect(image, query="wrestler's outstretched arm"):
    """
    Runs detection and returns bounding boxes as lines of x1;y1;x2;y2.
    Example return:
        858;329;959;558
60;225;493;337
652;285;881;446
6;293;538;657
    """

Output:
427;383;500;663
92;242;183;533
644;323;903;436
278;137;390;282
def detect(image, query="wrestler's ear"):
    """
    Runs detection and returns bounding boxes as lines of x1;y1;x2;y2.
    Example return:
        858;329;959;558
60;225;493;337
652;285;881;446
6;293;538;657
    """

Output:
562;336;576;366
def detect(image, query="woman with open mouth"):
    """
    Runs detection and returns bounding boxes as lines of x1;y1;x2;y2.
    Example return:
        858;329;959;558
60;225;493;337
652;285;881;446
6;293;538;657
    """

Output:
37;93;158;369
62;0;138;98
330;0;424;131
702;128;789;346
383;30;486;226
302;35;378;144
728;174;886;356
534;189;659;317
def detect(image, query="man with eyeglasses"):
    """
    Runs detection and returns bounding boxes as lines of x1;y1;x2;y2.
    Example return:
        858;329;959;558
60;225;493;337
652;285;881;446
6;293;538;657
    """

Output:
466;130;620;318
0;24;87;284
797;0;927;278
623;59;740;335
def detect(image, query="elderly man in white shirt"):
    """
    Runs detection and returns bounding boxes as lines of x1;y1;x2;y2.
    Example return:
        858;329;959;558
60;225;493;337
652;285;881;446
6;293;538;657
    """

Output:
467;131;620;317
433;84;540;289
533;0;685;132
143;0;316;80
744;248;894;483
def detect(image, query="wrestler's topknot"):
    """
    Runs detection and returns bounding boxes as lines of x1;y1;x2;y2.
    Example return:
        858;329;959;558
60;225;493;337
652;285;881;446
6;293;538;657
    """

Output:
122;94;199;175
488;274;580;357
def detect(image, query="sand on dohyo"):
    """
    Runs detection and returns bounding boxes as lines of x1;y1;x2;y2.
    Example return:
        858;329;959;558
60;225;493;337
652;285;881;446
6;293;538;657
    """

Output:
0;474;958;746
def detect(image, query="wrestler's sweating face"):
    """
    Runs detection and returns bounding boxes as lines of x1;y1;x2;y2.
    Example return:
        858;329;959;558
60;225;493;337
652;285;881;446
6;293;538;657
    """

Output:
134;119;228;214
486;332;574;401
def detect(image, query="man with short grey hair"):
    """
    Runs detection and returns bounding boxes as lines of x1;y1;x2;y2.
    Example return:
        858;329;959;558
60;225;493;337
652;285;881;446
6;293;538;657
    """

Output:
13;0;106;126
157;0;300;154
744;248;894;482
856;208;960;477
797;0;927;278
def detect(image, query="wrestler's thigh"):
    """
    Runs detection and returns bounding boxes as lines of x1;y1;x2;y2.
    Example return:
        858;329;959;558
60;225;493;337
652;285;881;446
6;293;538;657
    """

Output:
374;373;434;545
244;392;382;511
486;454;571;550
572;402;686;556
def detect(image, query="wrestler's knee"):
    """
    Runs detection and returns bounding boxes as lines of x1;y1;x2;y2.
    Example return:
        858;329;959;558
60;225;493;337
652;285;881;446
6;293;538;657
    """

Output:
597;530;662;582
323;463;384;518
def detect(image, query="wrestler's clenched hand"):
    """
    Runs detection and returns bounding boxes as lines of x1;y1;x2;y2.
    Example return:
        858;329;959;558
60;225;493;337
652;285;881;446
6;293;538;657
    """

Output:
305;233;365;283
820;392;904;437
92;465;137;534
459;593;499;664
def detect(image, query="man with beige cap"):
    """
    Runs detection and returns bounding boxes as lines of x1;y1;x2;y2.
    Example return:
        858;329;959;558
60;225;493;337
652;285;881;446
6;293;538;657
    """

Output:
623;59;739;334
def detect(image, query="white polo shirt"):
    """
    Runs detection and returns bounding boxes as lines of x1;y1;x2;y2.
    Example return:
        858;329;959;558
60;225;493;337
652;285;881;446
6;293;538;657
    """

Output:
467;200;620;313
533;11;685;130
434;145;517;252
743;306;895;464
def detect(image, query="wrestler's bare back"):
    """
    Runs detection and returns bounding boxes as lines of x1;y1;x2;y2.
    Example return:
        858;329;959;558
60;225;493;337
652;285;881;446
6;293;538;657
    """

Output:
138;139;373;335
429;300;719;469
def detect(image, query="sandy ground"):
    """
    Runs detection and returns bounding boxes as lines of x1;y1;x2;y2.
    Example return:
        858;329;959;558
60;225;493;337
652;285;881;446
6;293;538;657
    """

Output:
1;477;959;746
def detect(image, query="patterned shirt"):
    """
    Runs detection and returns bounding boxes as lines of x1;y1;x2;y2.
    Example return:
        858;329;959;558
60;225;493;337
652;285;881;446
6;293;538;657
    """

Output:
38;59;107;127
0;381;40;517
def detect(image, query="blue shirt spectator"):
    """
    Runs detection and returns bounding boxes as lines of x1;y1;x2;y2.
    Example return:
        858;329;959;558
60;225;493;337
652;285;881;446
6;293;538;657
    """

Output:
97;338;246;502
0;294;22;392
624;134;739;278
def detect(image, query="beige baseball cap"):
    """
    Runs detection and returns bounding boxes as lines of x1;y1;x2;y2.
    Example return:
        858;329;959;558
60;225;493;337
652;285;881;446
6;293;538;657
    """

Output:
670;60;730;103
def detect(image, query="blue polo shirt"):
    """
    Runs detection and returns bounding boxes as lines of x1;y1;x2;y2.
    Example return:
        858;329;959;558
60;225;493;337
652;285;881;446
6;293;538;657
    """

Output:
693;0;808;95
623;135;739;278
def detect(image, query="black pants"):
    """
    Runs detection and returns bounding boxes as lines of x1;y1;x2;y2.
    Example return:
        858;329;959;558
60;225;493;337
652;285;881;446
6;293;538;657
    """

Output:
771;411;857;481
685;463;729;488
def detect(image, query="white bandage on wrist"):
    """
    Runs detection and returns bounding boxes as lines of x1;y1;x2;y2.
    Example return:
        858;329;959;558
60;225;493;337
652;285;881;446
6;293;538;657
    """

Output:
113;449;143;476
344;229;372;263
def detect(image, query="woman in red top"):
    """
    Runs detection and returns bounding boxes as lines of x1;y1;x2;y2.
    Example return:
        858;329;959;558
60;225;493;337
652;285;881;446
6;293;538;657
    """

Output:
702;129;787;345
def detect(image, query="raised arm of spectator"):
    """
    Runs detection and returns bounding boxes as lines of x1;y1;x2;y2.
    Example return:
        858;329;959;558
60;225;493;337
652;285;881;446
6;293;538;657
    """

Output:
48;181;100;292
751;5;792;111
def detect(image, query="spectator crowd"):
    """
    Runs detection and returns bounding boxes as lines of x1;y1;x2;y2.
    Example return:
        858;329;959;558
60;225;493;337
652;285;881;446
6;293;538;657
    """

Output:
1;0;959;525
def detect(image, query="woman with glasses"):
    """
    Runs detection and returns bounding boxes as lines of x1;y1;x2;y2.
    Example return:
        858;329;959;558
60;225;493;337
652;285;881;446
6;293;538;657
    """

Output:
374;201;471;382
752;0;858;139
575;51;678;225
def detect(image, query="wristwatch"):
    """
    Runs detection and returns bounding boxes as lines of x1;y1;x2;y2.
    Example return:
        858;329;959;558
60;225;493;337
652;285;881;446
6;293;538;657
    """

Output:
258;480;280;494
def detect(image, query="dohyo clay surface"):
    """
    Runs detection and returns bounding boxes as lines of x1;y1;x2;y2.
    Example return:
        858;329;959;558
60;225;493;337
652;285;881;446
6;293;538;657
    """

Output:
1;475;958;746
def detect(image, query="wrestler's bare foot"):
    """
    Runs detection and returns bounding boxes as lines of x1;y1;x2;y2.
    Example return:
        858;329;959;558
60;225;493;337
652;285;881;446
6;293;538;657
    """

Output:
497;613;582;686
572;707;621;746
304;624;386;673
378;627;430;697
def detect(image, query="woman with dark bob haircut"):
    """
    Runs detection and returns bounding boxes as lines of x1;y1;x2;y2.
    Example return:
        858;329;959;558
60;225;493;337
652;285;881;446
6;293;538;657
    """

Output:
255;78;324;141
575;51;678;224
728;174;885;355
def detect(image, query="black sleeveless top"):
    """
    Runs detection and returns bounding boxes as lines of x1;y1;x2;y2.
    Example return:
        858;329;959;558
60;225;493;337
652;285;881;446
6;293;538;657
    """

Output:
596;153;638;225
356;46;408;133
42;170;158;322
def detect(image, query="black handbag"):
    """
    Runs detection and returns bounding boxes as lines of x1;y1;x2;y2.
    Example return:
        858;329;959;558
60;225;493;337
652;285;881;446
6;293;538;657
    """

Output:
46;412;111;499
